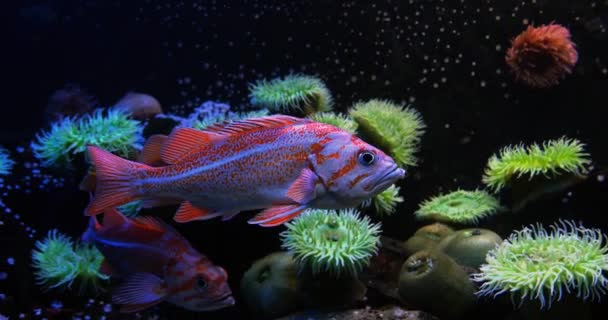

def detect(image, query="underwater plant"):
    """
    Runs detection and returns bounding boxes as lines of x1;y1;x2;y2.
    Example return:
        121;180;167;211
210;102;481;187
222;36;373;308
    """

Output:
415;190;501;224
0;147;15;175
349;99;425;167
473;220;608;308
31;108;142;167
31;230;108;292
402;223;455;256
362;184;404;217
192;109;270;130
435;228;502;269
482;137;590;192
240;252;300;318
308;112;358;134
249;74;333;115
506;23;578;88
398;249;476;318
72;243;109;292
280;209;381;276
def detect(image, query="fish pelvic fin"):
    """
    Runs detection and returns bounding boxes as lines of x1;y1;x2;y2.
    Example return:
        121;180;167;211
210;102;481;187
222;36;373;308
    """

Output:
113;272;167;313
173;201;223;223
85;146;151;216
248;204;307;227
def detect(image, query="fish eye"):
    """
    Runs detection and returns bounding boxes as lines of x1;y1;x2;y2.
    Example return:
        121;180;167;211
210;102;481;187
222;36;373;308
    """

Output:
358;151;375;166
196;276;208;291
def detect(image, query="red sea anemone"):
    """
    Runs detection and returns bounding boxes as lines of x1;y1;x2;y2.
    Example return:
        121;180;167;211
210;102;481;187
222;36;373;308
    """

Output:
505;23;578;88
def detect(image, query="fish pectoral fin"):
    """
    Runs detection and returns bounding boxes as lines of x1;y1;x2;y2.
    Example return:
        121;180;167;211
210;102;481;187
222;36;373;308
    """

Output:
173;201;223;223
286;167;318;204
112;272;167;313
248;205;307;227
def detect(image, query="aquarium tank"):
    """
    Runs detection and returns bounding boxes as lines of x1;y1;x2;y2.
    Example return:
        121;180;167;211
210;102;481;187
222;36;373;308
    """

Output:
2;1;608;319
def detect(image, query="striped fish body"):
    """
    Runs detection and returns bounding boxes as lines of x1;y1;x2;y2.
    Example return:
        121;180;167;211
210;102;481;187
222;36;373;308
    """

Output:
86;115;406;226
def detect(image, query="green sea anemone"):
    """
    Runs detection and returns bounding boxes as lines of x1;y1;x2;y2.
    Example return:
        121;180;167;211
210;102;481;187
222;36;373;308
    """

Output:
32;230;80;289
398;250;476;318
349;99;425;167
32;230;108;292
482;137;590;193
473;220;608;309
362;184;404;217
249;74;333;115
192;109;270;130
31;108;142;167
73;243;109;292
308;112;358;134
402;223;455;256
436;228;502;269
0;147;15;175
280;209;381;276
240;252;300;318
415;190;502;224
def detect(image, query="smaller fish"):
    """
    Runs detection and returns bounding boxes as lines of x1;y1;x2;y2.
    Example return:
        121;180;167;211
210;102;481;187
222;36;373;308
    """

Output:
82;208;234;313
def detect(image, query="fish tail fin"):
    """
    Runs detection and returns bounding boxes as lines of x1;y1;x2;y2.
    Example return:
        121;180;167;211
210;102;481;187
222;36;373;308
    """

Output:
81;215;101;243
85;146;151;216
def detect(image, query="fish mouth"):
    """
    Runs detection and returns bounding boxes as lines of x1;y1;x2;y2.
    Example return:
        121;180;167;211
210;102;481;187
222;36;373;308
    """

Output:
370;165;405;192
196;293;235;310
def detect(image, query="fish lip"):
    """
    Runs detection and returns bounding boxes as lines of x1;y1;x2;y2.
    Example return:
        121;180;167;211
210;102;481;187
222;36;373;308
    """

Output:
374;164;405;186
197;293;235;310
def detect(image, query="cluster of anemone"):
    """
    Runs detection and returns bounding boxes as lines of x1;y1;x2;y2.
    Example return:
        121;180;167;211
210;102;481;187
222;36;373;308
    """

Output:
482;137;590;192
349;99;425;167
31;229;108;292
415;190;502;225
249;74;333;115
192;109;270;130
31;108;143;167
362;184;404;217
0;147;15;176
308;112;358;134
280;209;381;276
473;220;608;309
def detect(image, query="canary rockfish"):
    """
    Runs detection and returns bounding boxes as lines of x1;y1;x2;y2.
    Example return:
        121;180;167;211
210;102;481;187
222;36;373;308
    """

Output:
82;208;234;313
85;115;405;226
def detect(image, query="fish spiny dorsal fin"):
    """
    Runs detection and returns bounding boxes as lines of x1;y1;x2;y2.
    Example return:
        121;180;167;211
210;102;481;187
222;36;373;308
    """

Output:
161;128;223;164
132;216;167;234
161;115;311;164
203;115;311;136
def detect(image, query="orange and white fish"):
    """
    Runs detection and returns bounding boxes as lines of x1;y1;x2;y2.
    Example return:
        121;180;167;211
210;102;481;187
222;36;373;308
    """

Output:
85;115;405;226
82;208;234;313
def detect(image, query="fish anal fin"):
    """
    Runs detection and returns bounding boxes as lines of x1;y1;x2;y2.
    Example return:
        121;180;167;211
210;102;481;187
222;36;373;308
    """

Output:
221;210;241;221
173;201;222;223
140;135;168;166
248;205;307;227
113;272;167;313
286;168;318;204
161;128;221;164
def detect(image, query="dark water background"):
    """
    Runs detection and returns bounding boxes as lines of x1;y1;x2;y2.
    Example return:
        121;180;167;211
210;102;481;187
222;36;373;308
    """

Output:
2;0;608;319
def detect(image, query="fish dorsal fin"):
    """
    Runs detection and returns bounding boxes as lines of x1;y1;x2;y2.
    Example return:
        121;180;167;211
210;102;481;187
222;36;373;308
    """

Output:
103;208;130;229
161;116;310;164
140;135;168;166
203;115;311;136
161;128;223;164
